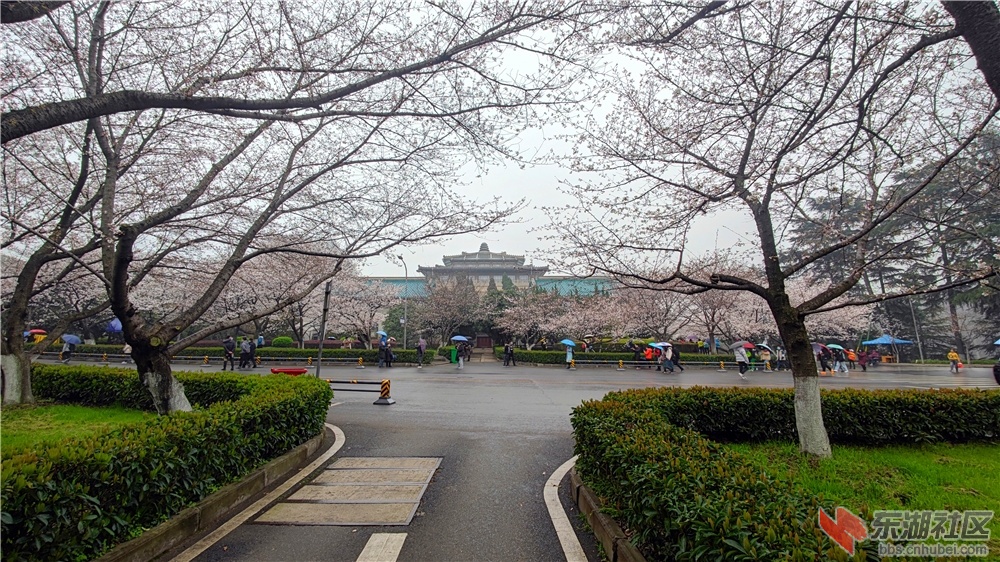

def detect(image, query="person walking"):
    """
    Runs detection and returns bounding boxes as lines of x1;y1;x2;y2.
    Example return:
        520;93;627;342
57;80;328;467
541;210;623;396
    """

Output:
503;341;516;367
222;336;236;371
457;341;465;370
661;345;676;373
248;337;257;368
385;342;394;368
775;347;787;370
818;348;833;375
858;350;868;372
416;337;427;368
759;347;773;372
847;349;857;369
378;341;387;368
833;347;849;375
947;348;961;373
734;346;750;380
565;345;574;369
61;341;74;363
256;334;265;348
239;338;252;369
673;347;685;372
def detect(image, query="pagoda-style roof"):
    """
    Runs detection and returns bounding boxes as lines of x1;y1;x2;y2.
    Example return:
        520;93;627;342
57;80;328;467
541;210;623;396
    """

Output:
417;243;549;276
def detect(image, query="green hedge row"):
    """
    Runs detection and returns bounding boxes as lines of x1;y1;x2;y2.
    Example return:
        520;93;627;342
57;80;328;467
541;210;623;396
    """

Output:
572;400;849;561
602;386;1000;445
1;365;332;562
37;344;430;364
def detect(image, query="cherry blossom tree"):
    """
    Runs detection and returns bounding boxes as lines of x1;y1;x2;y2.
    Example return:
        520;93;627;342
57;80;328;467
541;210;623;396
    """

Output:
326;277;402;349
550;2;996;456
2;1;584;412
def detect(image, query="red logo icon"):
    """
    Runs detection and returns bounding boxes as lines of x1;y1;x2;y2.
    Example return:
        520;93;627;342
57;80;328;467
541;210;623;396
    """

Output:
819;507;868;555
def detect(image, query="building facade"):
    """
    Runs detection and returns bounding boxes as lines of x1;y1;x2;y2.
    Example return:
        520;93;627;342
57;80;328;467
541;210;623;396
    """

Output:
376;243;613;297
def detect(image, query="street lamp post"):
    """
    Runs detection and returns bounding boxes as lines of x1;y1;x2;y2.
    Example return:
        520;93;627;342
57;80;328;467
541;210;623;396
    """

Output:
398;255;408;350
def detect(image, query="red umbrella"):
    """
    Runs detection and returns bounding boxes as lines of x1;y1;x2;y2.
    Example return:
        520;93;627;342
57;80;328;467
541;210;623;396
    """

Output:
28;329;47;335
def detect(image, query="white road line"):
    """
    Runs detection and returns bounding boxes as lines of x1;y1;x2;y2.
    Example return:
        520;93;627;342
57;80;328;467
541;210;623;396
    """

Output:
356;533;407;562
544;455;587;562
170;424;346;562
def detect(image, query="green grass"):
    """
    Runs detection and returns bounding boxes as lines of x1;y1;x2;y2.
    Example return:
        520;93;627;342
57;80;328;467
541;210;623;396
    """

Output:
1;403;156;452
726;441;1000;556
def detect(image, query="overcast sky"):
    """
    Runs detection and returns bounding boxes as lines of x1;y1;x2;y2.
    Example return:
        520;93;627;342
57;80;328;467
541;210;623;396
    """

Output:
361;133;756;278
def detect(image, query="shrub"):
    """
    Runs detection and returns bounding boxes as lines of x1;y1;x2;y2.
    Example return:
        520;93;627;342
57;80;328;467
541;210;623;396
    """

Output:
270;336;295;347
572;400;848;561
603;386;1000;445
572;386;999;560
1;364;332;562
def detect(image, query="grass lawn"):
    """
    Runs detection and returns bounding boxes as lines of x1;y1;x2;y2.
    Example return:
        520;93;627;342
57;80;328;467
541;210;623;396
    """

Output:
1;403;156;452
726;441;1000;556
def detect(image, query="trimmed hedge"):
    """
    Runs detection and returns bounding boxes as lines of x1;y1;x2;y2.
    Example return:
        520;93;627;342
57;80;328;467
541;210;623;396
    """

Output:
603;386;1000;445
572;386;1000;560
572;400;849;561
33;344;430;364
1;364;332;562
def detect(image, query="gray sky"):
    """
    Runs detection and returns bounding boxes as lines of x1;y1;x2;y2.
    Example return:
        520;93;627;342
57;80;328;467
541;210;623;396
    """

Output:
361;144;755;278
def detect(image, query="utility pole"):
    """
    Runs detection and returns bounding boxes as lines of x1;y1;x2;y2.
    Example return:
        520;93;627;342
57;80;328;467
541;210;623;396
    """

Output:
315;280;332;378
398;255;408;350
908;296;925;362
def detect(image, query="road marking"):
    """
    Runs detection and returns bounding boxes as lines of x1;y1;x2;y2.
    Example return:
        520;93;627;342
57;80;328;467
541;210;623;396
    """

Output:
170;423;345;562
356;533;407;562
545;455;587;562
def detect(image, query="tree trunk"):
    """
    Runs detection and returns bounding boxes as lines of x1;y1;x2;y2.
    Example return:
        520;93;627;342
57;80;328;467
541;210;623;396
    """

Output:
770;299;832;458
134;342;191;415
1;340;33;406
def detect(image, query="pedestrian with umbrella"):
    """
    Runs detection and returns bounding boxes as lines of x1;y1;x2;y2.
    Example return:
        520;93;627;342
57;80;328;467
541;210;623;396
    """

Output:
731;341;751;379
451;335;468;369
60;334;82;363
828;344;849;375
560;339;575;369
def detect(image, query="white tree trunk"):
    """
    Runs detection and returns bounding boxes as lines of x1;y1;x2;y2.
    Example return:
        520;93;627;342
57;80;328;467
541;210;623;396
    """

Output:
792;374;831;457
1;352;27;406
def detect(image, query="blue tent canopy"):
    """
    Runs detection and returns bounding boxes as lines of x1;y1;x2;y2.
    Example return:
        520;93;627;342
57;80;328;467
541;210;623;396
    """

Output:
862;334;913;345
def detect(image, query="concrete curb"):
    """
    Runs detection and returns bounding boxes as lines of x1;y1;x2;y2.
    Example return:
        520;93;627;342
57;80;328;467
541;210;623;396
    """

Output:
569;468;646;562
97;431;326;562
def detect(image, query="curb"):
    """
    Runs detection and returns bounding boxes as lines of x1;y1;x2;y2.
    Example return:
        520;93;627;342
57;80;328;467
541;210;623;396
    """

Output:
97;431;326;562
569;468;646;562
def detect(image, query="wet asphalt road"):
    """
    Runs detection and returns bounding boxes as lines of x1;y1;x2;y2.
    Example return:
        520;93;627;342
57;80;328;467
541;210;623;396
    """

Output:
151;358;996;562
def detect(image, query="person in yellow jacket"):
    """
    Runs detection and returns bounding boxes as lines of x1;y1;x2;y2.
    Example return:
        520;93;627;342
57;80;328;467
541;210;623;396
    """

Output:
947;349;961;373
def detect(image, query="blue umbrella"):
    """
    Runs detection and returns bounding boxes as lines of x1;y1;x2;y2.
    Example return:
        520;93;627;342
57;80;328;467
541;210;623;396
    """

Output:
994;338;1000;345
377;330;387;336
107;318;123;333
559;339;576;346
648;343;664;349
450;335;468;342
61;334;82;345
861;334;913;345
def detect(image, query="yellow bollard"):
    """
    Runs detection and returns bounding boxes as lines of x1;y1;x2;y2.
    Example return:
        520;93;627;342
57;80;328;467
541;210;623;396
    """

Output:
102;353;108;362
307;356;313;366
255;355;261;366
617;359;625;371
717;361;726;372
570;359;576;371
373;379;395;405
59;351;64;361
765;361;772;372
357;356;365;369
204;355;210;365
